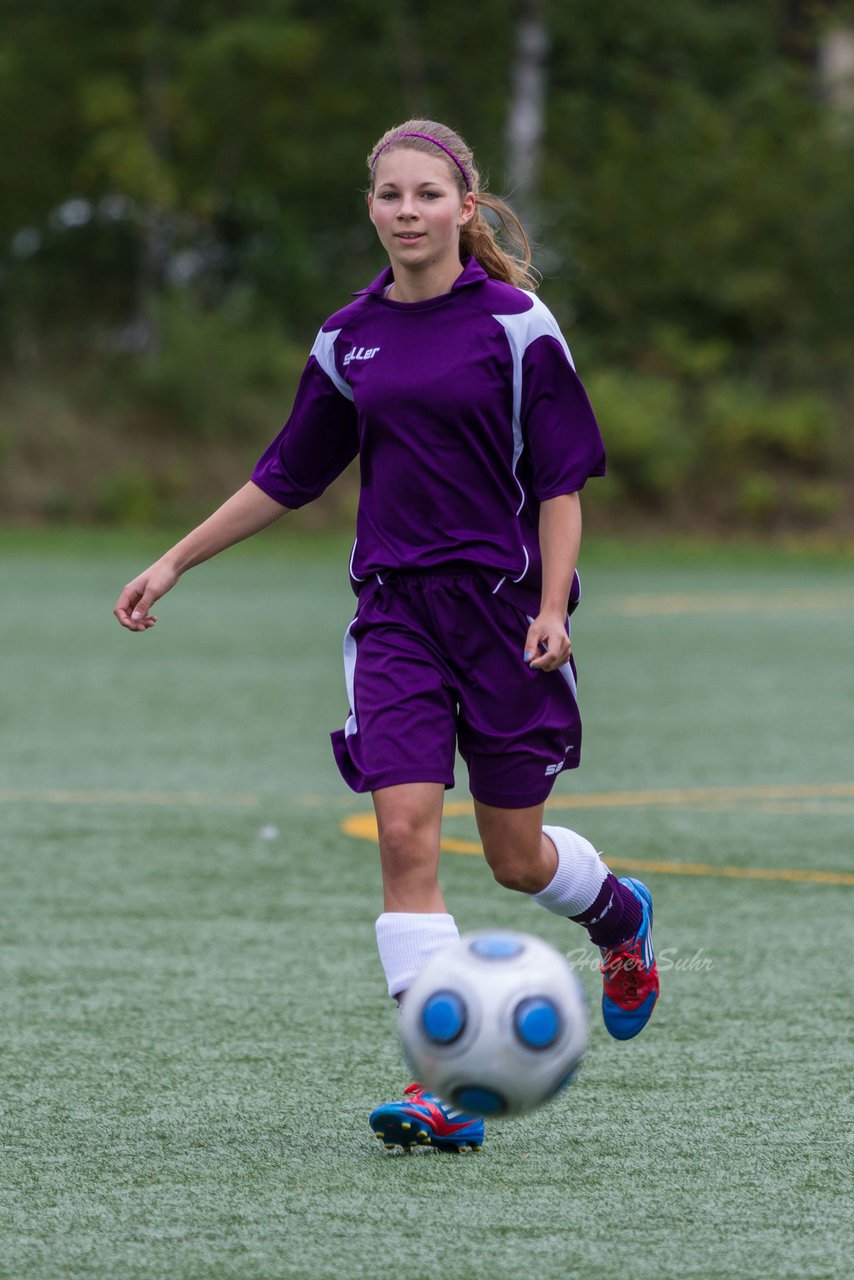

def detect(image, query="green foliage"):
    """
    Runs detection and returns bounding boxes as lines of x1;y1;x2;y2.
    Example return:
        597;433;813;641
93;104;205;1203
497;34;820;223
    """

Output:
108;294;304;438
0;0;852;528
582;370;690;507
92;466;161;525
0;302;306;526
698;381;844;526
703;383;836;470
581;364;845;528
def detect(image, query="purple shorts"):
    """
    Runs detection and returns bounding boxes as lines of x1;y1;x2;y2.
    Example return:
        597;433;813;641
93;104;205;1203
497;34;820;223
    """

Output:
330;571;582;809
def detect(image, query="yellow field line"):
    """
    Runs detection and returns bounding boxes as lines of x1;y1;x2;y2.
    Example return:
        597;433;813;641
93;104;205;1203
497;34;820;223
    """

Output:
548;781;854;811
602;858;854;885
440;839;854;885
435;782;854;820
341;780;854;886
4;784;851;885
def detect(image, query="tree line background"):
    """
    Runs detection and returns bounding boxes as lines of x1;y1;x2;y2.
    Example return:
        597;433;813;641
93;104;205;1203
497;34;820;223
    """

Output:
1;0;853;532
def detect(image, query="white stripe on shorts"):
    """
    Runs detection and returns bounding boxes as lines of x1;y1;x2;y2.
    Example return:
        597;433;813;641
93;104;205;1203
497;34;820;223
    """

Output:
526;612;577;699
557;657;578;700
342;619;358;738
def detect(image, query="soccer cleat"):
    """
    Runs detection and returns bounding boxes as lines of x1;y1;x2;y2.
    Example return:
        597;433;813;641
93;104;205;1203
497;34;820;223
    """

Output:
600;877;659;1040
369;1083;485;1153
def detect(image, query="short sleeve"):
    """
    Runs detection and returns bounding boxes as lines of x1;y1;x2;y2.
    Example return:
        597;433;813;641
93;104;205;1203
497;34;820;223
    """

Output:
521;335;606;500
251;350;359;509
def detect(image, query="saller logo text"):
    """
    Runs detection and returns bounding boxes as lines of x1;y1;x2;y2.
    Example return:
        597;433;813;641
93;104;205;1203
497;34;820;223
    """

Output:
344;346;381;366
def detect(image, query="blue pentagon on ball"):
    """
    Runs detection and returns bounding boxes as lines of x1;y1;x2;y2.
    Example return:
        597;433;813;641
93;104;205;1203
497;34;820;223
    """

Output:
421;990;467;1044
469;934;525;960
513;996;561;1049
453;1085;507;1116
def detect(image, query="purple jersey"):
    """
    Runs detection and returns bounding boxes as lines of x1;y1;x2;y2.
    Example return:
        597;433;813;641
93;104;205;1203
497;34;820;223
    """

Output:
251;257;605;596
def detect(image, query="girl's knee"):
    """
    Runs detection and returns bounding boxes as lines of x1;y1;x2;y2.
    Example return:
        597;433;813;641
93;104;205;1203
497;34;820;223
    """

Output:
378;814;427;861
483;831;556;895
489;858;548;894
377;817;440;889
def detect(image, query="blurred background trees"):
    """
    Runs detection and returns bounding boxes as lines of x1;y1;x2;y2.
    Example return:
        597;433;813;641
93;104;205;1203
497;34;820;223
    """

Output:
1;0;852;530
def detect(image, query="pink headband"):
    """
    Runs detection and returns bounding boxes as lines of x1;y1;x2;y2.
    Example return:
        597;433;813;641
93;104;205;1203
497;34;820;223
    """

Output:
371;132;472;191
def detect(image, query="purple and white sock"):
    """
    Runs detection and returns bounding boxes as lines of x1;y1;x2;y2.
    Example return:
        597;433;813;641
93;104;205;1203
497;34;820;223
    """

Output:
535;826;609;916
375;911;460;1000
570;874;642;949
534;826;641;948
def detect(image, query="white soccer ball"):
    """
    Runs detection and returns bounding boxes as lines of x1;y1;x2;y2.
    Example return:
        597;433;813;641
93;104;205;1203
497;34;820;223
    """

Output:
399;930;588;1118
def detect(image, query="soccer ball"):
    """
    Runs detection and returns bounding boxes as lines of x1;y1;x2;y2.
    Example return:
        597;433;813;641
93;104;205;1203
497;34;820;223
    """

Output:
399;930;588;1118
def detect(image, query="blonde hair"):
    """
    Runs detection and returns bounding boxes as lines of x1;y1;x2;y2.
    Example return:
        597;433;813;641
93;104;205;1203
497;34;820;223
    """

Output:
367;119;538;292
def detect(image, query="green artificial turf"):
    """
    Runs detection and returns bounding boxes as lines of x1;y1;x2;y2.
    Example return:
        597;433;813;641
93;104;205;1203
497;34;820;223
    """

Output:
0;529;852;1279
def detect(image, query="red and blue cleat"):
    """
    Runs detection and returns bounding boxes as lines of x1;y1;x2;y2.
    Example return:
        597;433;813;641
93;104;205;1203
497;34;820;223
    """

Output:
600;877;659;1040
370;1083;485;1153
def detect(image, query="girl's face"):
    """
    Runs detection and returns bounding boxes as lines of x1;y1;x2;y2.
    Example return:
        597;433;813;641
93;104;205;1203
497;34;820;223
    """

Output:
368;149;476;275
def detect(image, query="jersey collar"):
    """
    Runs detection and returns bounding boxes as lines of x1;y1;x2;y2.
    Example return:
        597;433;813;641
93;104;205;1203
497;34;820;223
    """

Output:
353;256;489;299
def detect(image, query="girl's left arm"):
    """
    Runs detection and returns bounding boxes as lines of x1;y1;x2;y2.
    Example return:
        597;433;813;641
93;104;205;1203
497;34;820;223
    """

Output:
524;491;582;673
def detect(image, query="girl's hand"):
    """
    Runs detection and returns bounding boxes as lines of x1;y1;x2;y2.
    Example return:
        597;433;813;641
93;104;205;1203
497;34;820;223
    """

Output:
113;482;289;633
113;560;180;632
523;611;571;672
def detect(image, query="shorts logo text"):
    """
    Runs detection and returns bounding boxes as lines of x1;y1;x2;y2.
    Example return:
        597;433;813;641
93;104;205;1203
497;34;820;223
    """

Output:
545;746;573;776
343;346;381;366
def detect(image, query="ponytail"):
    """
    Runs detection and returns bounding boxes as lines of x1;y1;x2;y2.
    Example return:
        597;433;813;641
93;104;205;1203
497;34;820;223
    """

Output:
461;193;538;291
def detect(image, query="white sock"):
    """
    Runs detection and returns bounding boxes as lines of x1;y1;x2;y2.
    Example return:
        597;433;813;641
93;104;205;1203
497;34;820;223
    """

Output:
534;826;608;917
375;912;460;1000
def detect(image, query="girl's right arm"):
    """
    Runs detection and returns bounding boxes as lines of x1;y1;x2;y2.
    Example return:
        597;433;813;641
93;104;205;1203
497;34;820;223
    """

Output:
113;481;288;632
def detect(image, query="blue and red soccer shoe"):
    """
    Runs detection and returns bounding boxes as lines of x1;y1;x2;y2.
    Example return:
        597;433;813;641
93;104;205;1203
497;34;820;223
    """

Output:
600;877;659;1040
369;1083;485;1153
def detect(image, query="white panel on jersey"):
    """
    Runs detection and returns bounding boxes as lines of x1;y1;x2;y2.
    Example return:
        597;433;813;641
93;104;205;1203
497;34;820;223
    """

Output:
493;293;577;582
493;295;579;512
496;292;577;370
493;311;526;517
496;294;578;378
310;327;354;401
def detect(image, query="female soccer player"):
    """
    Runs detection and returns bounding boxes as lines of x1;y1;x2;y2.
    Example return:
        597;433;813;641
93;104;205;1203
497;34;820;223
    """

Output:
114;119;659;1153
